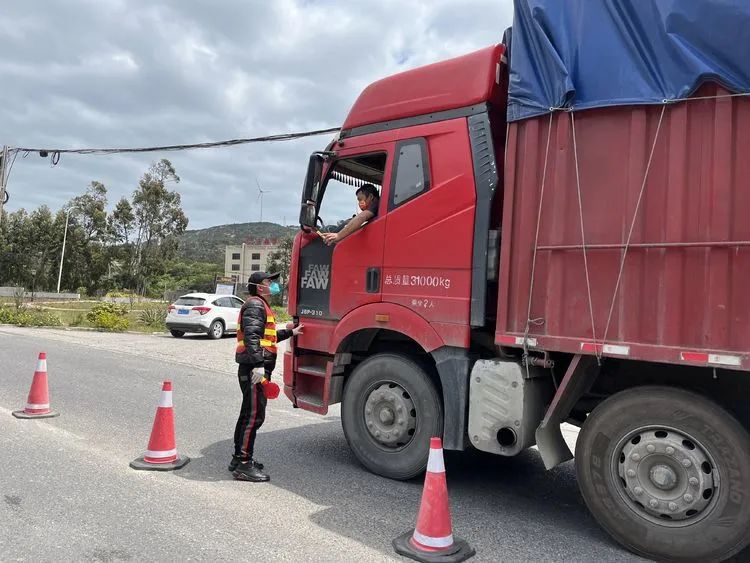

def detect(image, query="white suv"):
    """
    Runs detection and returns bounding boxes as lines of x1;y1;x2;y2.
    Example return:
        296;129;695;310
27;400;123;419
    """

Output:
165;293;245;339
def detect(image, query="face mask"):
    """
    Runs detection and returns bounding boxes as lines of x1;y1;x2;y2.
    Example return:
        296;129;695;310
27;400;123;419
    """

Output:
269;282;281;295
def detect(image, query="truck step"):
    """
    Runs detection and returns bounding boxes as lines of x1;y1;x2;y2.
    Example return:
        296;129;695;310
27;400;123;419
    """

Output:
296;365;327;378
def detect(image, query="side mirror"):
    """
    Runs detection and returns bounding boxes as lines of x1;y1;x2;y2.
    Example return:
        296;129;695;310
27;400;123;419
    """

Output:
299;153;325;228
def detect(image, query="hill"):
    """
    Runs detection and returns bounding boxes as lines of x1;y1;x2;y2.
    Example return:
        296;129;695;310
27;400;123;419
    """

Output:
177;222;297;264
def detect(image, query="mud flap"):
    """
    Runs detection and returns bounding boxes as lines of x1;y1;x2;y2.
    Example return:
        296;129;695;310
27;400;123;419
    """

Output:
535;354;598;469
432;347;471;451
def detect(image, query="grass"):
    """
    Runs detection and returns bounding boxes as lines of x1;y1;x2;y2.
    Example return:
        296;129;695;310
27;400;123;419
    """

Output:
1;299;292;332
33;300;109;311
1;300;169;333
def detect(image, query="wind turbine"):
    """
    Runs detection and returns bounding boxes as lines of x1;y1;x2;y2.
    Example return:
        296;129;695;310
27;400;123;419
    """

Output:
256;178;270;223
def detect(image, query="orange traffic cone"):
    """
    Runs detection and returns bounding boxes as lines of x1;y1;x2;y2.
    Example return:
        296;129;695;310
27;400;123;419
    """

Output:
130;380;190;471
13;352;59;419
393;437;475;562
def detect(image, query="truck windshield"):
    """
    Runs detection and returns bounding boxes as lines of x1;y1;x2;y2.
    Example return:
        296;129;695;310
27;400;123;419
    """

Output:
318;152;386;232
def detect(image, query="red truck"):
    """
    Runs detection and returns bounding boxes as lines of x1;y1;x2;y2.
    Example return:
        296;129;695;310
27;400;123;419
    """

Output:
283;6;750;562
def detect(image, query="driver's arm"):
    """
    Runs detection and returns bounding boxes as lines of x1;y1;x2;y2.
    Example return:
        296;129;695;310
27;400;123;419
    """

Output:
323;210;374;244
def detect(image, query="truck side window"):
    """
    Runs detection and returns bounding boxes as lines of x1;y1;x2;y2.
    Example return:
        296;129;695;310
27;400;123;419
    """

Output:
391;139;430;209
318;152;386;232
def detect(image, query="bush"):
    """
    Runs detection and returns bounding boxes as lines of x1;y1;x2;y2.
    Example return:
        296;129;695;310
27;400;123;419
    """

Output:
272;307;291;323
139;306;166;328
0;307;15;324
105;290;129;299
70;313;86;327
0;306;63;327
87;302;130;331
18;310;63;327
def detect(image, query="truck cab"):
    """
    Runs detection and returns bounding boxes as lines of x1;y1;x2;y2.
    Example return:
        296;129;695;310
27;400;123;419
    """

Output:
284;45;507;478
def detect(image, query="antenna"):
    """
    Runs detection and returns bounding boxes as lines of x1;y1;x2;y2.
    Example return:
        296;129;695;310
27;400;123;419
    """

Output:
256;178;270;223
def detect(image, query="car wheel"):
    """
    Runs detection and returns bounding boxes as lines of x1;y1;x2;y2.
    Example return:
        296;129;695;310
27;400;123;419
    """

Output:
576;386;750;563
341;353;443;480
208;320;224;340
170;330;185;338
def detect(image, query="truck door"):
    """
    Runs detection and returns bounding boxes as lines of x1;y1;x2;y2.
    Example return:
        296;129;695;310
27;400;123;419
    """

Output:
381;126;477;346
297;144;393;321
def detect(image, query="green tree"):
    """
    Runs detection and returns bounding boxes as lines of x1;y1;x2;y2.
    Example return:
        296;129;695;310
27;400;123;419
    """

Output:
28;205;56;292
71;181;108;241
0;161;191;296
0;207;56;293
266;237;293;283
266;237;294;305
148;260;222;298
109;197;135;245
61;182;111;294
125;159;189;293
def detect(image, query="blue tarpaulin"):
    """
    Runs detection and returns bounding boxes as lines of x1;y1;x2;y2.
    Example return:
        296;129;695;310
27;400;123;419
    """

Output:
507;0;750;122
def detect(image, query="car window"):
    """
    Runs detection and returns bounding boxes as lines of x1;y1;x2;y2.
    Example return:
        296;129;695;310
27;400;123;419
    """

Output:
231;297;245;308
175;297;205;306
215;297;233;308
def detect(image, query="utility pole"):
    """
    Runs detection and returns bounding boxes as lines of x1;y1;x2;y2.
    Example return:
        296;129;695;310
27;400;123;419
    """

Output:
0;145;8;226
56;206;78;293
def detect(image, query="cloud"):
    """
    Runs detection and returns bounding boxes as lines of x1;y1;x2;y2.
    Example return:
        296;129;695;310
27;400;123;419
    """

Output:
1;0;513;228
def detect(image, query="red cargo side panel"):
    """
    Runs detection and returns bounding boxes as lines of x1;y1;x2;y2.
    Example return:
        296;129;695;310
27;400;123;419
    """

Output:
497;85;750;368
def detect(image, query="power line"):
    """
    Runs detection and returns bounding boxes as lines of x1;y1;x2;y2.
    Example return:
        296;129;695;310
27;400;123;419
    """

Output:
5;149;19;181
8;126;340;157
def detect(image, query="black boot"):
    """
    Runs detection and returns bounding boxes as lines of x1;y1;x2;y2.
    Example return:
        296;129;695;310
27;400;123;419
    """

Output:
229;456;263;472
232;460;270;482
228;455;240;472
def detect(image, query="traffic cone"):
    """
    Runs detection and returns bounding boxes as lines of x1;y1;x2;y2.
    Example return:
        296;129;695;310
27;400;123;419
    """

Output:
393;437;475;562
130;380;190;471
13;352;59;419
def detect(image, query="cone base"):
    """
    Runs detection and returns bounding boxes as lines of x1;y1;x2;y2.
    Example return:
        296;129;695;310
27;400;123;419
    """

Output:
12;410;59;419
130;455;190;471
393;530;475;563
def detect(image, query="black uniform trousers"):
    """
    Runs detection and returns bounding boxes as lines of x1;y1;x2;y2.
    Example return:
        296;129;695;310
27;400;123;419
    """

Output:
233;363;268;461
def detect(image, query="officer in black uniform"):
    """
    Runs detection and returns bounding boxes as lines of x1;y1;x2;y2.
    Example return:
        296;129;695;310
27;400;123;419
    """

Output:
230;271;303;482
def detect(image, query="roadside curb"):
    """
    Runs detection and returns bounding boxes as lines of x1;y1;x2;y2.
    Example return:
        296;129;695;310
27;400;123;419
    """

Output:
0;323;168;336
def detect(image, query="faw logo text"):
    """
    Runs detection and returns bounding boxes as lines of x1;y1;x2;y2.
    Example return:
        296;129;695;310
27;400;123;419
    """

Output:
301;264;330;290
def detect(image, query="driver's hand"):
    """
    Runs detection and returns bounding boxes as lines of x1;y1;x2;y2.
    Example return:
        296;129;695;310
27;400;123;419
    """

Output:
321;233;339;245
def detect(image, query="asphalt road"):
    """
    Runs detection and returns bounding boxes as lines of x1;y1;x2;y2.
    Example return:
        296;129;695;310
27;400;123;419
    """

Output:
0;327;647;562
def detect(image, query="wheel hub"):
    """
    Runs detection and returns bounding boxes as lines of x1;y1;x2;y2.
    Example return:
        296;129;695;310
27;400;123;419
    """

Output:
364;382;417;448
616;427;717;525
379;408;395;425
649;464;678;491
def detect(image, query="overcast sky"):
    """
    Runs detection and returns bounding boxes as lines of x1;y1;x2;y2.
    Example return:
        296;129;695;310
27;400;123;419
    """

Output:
1;0;513;229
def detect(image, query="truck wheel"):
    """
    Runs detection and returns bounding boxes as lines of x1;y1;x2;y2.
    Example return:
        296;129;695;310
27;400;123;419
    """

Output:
341;353;443;480
576;386;750;563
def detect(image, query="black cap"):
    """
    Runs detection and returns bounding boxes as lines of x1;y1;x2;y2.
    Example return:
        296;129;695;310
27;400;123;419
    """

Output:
248;271;280;287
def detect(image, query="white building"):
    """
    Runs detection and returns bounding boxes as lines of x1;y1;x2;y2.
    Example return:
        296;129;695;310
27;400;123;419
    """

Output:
224;238;280;284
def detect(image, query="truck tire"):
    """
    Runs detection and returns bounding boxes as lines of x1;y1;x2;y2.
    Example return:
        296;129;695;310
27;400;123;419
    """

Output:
341;353;443;480
575;386;750;563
